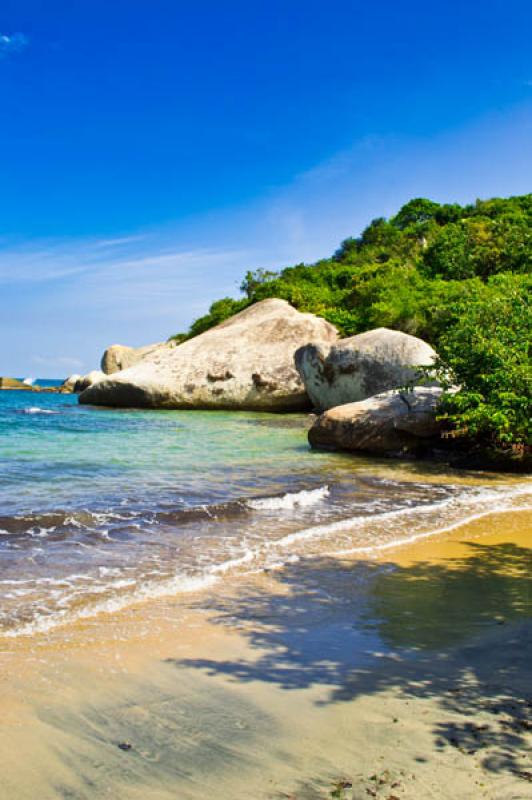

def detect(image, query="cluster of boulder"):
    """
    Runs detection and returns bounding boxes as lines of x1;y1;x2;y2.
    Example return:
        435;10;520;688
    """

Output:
295;327;443;456
77;300;338;411
63;299;445;458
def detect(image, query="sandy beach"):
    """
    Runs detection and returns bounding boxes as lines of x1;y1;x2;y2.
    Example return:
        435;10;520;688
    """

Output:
0;507;530;800
2;3;531;797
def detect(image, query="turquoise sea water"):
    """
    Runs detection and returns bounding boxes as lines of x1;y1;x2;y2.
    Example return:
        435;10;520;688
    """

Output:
1;388;530;637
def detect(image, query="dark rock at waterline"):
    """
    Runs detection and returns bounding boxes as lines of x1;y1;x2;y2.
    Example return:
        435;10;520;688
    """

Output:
309;387;532;472
72;371;107;393
56;371;106;394
58;374;82;393
449;444;532;474
308;387;444;456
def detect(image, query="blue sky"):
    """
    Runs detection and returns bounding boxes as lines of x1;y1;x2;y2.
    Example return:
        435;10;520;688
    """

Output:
1;0;531;377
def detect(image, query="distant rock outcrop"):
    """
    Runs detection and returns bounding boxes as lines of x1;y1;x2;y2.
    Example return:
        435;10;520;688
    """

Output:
101;342;169;375
295;328;437;411
74;370;106;393
308;387;444;455
0;377;30;390
59;374;82;393
80;299;338;410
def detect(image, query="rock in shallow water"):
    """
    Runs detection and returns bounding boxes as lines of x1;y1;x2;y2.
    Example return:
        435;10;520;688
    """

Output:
80;299;338;411
308;387;444;455
295;327;437;412
73;370;106;393
59;373;82;393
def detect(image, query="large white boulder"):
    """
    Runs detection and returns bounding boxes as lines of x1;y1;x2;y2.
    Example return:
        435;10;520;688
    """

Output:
80;299;338;410
101;342;169;375
295;328;437;411
308;387;444;455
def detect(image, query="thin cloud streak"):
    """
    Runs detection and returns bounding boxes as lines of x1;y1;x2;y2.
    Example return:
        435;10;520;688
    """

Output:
0;237;248;288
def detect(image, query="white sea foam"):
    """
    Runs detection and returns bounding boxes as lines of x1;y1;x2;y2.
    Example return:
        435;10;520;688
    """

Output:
21;407;57;415
248;485;330;511
327;504;532;557
274;483;532;552
273;497;456;550
211;548;256;573
2;572;218;638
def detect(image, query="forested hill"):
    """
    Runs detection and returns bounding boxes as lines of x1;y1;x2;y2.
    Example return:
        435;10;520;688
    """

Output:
175;195;531;451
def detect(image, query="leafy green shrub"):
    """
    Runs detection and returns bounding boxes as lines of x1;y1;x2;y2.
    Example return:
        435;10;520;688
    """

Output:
423;216;532;280
390;197;442;229
187;297;250;338
431;274;531;445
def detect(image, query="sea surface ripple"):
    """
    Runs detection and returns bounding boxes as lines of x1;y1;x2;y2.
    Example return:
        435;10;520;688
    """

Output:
1;387;530;637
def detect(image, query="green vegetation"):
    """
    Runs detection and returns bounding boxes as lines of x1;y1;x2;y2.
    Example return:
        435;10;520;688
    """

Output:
185;297;249;339
175;194;531;454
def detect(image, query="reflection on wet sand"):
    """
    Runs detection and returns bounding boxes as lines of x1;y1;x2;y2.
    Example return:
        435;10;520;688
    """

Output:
0;510;530;799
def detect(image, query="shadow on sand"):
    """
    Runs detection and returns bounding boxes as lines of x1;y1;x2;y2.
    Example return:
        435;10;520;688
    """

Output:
169;542;532;783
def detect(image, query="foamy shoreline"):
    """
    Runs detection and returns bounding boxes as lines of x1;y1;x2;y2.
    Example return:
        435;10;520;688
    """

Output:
2;479;530;640
0;507;530;799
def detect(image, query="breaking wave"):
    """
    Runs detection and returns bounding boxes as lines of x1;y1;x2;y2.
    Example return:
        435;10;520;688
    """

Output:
247;485;330;511
19;406;58;415
2;479;530;639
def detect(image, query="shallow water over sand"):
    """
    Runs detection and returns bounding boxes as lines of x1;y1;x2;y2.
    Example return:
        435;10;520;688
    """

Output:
1;388;531;637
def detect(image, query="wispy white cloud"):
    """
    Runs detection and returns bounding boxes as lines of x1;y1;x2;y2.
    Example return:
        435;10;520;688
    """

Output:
1;99;531;377
93;235;147;248
0;236;250;295
0;32;28;59
31;355;85;370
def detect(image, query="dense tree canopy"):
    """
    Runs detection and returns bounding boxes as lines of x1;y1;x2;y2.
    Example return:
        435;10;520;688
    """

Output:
173;194;531;453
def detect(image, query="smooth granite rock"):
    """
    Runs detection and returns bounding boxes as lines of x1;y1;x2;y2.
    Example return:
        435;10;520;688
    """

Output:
308;387;444;455
80;299;338;410
295;327;437;411
74;370;107;393
101;342;169;375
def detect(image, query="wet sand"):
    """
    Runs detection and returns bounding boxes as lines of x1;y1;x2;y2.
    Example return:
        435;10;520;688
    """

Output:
0;509;530;799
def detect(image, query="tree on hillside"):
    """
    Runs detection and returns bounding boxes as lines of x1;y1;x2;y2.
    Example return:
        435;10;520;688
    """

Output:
173;193;531;452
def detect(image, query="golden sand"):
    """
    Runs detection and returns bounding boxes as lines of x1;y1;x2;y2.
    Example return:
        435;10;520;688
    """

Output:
0;508;530;799
388;506;531;566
